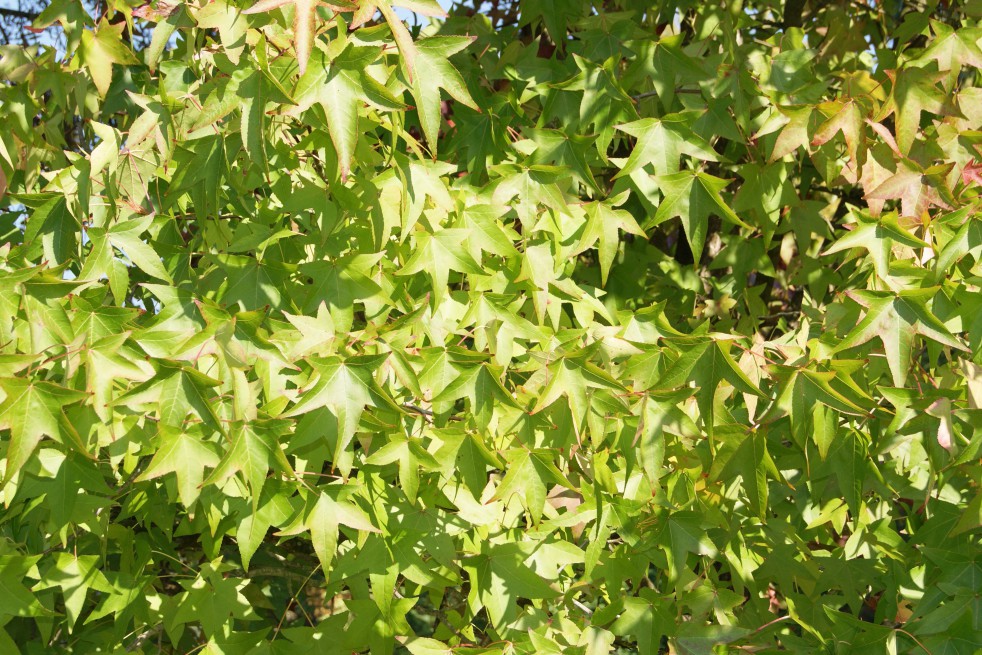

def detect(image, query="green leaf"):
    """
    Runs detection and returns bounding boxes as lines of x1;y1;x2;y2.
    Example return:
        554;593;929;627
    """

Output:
656;336;762;433
0;379;87;485
136;424;221;506
35;553;112;628
294;45;404;179
204;421;294;505
570;191;646;286
650;171;749;260
0;556;47;618
832;289;968;387
283;356;383;465
243;0;324;74
396;229;484;305
277;490;379;572
886;66;949;155
492;448;572;523
405;36;479;153
615;114;719;179
462;540;560;629
530;348;628;425
810;99;864;168
761;366;870;458
611;589;673;655
654;512;718;581
823;211;928;288
22;195;77;266
77;19;139;96
433;360;518;427
712;425;781;517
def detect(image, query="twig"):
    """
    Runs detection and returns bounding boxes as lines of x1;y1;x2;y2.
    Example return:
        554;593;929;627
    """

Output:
244;567;315;583
894;627;936;655
402;403;434;417
631;90;659;102
271;565;321;640
0;7;39;20
126;625;163;652
747;614;792;637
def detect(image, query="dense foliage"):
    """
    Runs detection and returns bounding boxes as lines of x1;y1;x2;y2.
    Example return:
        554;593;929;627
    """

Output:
1;0;981;653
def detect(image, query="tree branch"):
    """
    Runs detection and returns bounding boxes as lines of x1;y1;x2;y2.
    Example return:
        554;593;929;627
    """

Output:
0;7;39;20
782;0;807;29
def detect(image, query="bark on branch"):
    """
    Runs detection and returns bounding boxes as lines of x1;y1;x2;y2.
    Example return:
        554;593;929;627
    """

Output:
0;7;39;20
782;0;807;29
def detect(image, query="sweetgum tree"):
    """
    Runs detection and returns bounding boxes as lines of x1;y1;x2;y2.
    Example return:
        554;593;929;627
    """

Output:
0;0;980;652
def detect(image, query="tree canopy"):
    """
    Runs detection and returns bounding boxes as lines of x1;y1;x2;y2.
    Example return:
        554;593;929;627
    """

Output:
0;0;980;653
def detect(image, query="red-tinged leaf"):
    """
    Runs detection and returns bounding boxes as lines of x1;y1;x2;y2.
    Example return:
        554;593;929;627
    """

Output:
810;99;864;168
961;159;982;186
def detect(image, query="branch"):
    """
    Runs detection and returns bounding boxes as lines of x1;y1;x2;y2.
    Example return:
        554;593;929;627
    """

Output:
631;90;659;102
125;625;162;652
782;0;807;29
631;87;702;102
0;7;39;20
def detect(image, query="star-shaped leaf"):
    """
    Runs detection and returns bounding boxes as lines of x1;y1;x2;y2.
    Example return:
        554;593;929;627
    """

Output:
169;560;263;636
0;556;47;618
300;254;389;331
611;590;673;655
135;424;221;506
528;128;600;190
615;114;719;179
656;336;763;433
396;229;484;305
204;420;294;507
433;361;519;428
530;347;628;426
652;511;718;581
832;289;969;387
916;21;982;73
243;0;354;75
767;105;813;162
556;54;639;156
822;211;928;288
0;378;87;485
77;19;139;97
277;490;379;572
353;0;447;84
570;191;647;286
462;540;560;630
405;36;479;154
35;554;112;629
491;448;572;523
294;44;404;179
885;66;950;154
651;171;749;261
712;425;781;517
865;160;953;218
122;362;224;429
760;366;870;457
810;99;865;169
284;355;391;465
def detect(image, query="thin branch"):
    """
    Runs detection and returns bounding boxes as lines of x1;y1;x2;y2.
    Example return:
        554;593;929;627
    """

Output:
125;625;163;652
0;7;39;20
402;403;435;417
631;87;702;102
782;0;807;29
631;90;659;102
747;614;792;637
245;567;316;583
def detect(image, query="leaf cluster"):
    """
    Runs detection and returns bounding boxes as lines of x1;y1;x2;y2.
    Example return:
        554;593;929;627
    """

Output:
0;0;980;654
